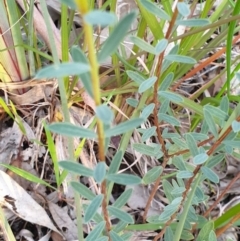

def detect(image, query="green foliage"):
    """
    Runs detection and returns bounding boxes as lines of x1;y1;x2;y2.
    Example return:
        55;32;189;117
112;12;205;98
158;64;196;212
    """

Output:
3;0;240;240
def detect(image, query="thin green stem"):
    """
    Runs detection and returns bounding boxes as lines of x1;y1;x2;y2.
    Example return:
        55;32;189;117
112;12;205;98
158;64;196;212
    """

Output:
40;1;83;239
75;0;111;234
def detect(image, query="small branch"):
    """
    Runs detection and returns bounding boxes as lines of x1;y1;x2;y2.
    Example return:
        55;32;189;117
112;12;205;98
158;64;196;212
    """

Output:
152;116;240;241
143;0;182;223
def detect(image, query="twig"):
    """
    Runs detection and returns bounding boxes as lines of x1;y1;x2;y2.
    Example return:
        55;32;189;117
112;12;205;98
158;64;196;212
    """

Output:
142;0;183;223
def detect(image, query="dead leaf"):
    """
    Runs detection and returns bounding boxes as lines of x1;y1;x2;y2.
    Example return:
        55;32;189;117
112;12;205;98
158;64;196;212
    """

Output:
48;202;78;240
0;170;61;235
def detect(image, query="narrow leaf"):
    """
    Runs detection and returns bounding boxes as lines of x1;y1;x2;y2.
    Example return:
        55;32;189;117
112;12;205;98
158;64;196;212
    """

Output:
176;19;210;27
84;195;104;223
108;206;134;224
95;105;114;124
133;143;158;156
110;230;124;241
158;91;183;103
232;120;240;133
98;12;136;62
138;76;157;93
70;46;93;97
204;105;228;121
106;174;141;185
158;72;174;91
155;38;168;55
204;109;218;138
59;161;93;177
185;133;199;157
158;113;180;126
93;162;106;183
105;118;144;137
141;126;156;142
177;171;193;179
126;70;145;85
35;63;90;78
48;122;97;138
164;54;197;64
113;189;133;209
140;0;170;20
141;103;155;119
193;153;209;165
201;166;219;183
177;2;190;17
143;166;163;184
84;10;117;26
70;181;96;200
85;221;105;241
130;36;156;54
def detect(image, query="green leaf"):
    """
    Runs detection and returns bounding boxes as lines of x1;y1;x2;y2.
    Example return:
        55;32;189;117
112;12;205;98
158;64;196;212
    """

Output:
48;122;97;138
120;232;133;241
177;171;193;179
165;227;174;241
138;76;157;93
113;189;133;209
108;206;134;224
204;109;218;138
113;221;128;233
95;105;114;124
208;230;217;241
196;220;214;241
0;164;55;190
159;99;169;114
110;230;124;241
93;162;106;183
155;38;168;55
204;105;228;121
143;166;163;184
177;2;190;17
141;103;155;119
141;126;156;142
108;151;124;175
158;113;180;126
164;54;197;64
232;120;240;133
126;70;145;85
158;91;183;102
130;36;156;54
201;166;219;183
185;133;199;157
105;118;144;137
98;12;136;62
133;143;159;156
59;161;94;177
70;181;96;200
106;174;142;185
35;62;90;78
193;153;209;165
84;195;104;223
158;72;174;91
126;98;138;108
84;10;117;26
220;96;229;114
85;221;105;241
139;0;170;20
70;46;93;97
176;19;210;27
96;237;108;241
222;140;240;147
171;186;186;195
206;154;225;168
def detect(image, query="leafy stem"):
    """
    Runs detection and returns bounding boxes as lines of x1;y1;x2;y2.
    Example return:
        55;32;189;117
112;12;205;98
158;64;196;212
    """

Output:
75;0;111;234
